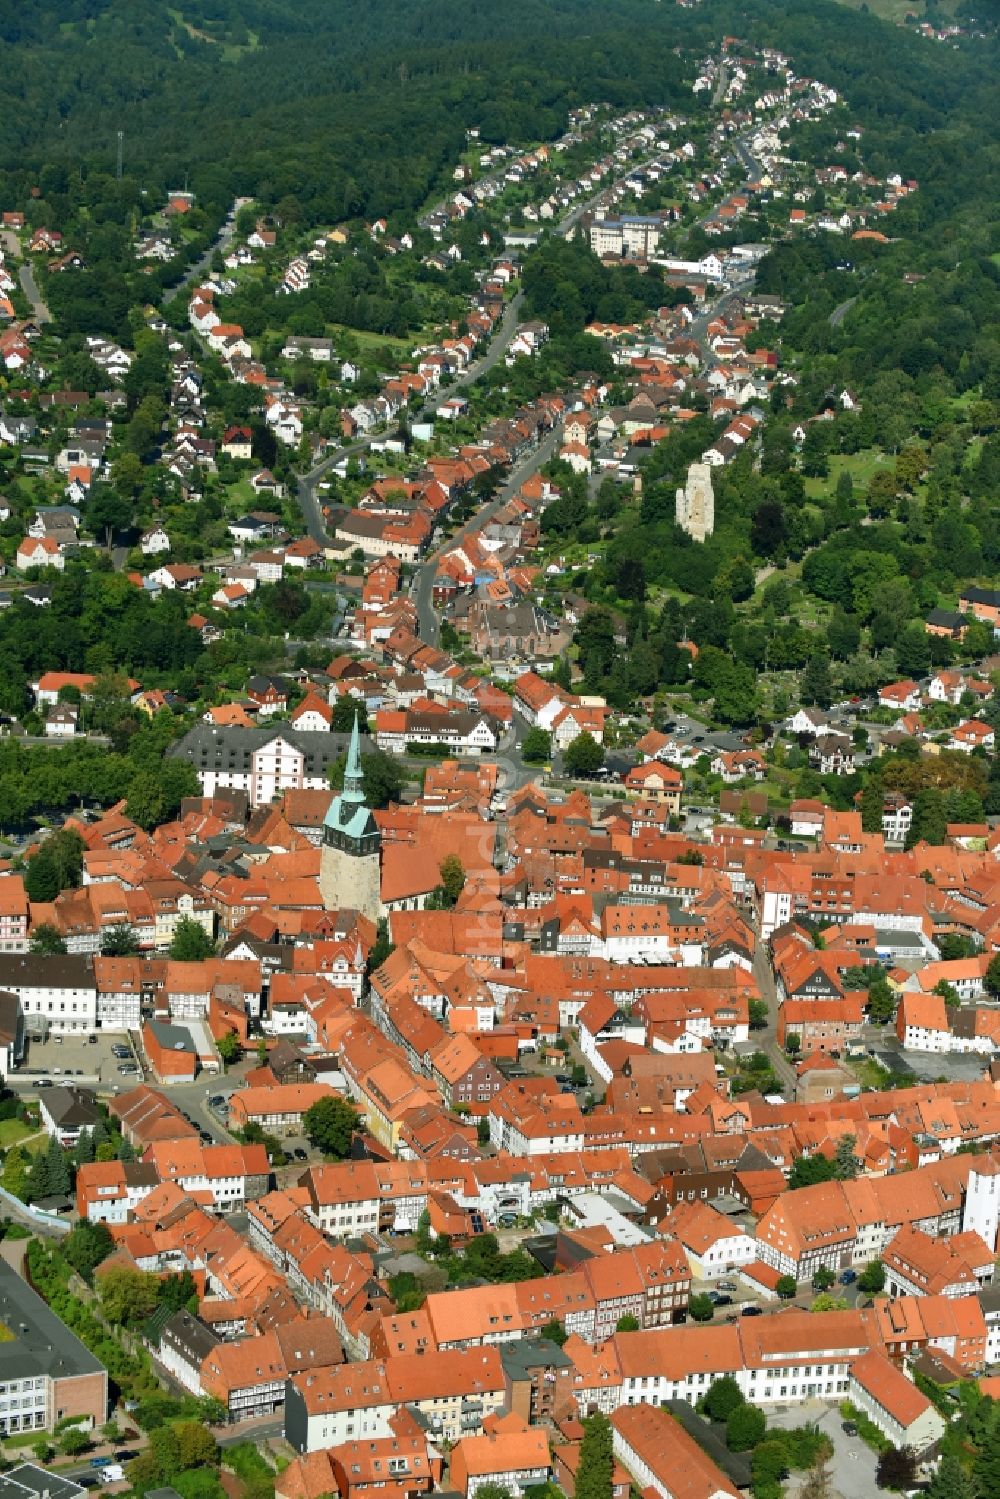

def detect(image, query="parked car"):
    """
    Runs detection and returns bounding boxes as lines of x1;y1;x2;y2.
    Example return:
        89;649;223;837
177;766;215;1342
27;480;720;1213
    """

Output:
740;1304;762;1316
711;1293;733;1307
842;1421;858;1436
717;1280;738;1291
840;1270;857;1285
32;1079;53;1088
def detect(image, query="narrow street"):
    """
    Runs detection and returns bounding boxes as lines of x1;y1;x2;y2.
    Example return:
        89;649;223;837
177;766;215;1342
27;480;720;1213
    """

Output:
1;229;51;323
294;286;532;547
161;202;239;305
413;425;562;644
752;933;796;1092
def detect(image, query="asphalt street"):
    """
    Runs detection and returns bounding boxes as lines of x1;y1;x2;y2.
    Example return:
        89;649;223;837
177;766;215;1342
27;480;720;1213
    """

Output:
1;229;51;323
413;424;562;645
162;204;239;304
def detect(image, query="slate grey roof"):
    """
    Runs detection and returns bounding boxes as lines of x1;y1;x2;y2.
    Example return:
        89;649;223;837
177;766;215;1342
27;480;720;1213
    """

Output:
40;1085;101;1130
0;1257;105;1382
168;724;370;777
0;1465;87;1499
147;1019;196;1055
0;953;95;993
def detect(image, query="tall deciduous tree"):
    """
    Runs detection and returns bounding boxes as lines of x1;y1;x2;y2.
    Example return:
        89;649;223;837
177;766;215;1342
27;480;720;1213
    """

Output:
170;916;214;961
29;923;67;954
303;1095;358;1159
576;1411;613;1499
876;1446;916;1490
927;1452;976;1499
563;732;604;777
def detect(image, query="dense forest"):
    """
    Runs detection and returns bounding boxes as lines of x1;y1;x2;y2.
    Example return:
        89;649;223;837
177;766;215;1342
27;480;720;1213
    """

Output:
1;1;995;252
0;0;699;228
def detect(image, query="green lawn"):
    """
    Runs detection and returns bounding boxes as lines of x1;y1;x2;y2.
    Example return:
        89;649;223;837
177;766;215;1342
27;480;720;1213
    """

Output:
835;0;961;16
224;479;256;512
804;449;891;500
0;1119;37;1148
329;325;412;361
848;1056;890;1091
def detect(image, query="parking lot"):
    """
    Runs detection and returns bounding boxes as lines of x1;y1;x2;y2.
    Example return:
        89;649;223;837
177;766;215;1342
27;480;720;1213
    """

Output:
10;1030;143;1093
767;1400;876;1499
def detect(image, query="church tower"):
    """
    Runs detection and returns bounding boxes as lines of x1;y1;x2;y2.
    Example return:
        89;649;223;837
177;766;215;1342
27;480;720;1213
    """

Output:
319;715;382;921
963;1160;1000;1252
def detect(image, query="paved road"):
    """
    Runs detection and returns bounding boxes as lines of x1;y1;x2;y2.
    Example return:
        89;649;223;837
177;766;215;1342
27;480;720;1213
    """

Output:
217;1416;285;1448
752;934;796;1092
424;288;525;408
19;262;51;324
732;137;764;184
162;203;239;304
413;424;561;644
294;287;529;547
153;1074;240;1144
830;296;857;328
711;59;730;109
1;230;51;323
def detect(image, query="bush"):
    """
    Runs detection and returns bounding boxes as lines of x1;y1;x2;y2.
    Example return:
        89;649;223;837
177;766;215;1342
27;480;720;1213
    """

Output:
223;1443;273;1483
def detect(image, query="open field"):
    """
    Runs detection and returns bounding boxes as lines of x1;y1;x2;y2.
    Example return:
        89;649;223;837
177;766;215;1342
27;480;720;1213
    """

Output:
834;0;962;18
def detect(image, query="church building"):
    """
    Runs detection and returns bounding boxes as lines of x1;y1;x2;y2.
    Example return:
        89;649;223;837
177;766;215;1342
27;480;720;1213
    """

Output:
319;715;382;921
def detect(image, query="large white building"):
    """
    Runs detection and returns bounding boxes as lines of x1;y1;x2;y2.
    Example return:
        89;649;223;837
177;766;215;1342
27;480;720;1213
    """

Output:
169;724;362;806
589;215;663;259
0;954;97;1035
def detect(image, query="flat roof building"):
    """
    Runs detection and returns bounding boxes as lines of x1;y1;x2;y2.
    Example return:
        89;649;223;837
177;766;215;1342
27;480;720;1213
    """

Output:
0;1258;106;1434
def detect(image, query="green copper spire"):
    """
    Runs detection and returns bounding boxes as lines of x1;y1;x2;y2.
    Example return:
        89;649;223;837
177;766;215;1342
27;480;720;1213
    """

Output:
323;709;379;851
342;710;365;805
